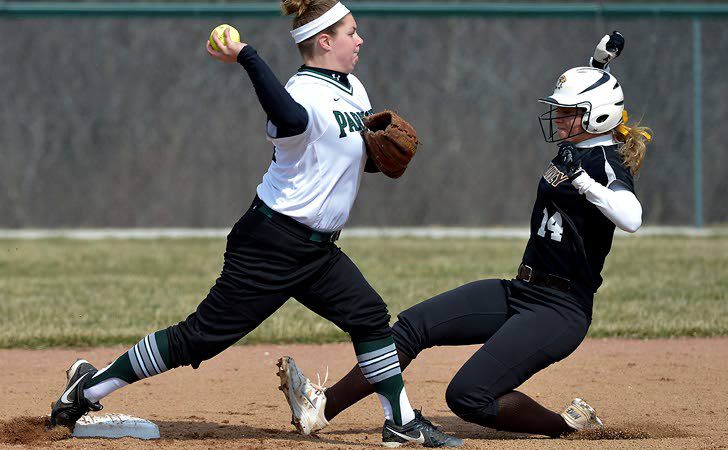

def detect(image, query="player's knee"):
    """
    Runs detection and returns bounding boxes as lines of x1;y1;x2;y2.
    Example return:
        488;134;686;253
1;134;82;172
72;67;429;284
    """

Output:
391;321;420;360
346;309;392;342
445;379;497;424
445;380;471;417
166;309;229;368
391;310;428;360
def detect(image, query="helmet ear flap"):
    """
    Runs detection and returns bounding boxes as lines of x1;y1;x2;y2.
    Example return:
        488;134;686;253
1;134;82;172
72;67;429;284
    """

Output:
586;102;624;133
580;107;591;133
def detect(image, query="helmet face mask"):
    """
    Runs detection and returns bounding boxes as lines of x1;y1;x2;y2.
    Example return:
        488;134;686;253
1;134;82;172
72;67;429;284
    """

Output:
538;102;592;143
538;67;624;143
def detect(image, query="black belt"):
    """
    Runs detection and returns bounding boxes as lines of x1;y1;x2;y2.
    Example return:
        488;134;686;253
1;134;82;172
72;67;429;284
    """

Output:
251;197;341;244
516;263;571;292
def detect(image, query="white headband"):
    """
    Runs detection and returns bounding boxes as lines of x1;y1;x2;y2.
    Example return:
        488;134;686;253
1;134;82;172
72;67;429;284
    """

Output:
290;2;350;44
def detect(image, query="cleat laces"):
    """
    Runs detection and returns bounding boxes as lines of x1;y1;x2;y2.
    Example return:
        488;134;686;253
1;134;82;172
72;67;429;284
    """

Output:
301;366;328;407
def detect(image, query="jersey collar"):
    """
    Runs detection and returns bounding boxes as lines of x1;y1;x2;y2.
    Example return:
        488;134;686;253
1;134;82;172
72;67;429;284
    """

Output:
297;65;353;95
576;134;618;148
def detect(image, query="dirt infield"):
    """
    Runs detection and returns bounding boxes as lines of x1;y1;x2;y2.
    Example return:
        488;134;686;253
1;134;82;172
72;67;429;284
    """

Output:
1;338;727;449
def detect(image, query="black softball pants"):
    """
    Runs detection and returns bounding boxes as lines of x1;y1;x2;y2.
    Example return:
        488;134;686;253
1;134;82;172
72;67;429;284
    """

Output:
391;279;590;423
166;200;392;369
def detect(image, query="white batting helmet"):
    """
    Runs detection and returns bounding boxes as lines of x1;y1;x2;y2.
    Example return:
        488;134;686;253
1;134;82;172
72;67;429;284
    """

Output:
538;66;624;142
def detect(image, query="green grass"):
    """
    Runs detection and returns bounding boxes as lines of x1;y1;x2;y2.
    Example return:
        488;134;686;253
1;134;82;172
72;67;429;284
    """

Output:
1;236;726;348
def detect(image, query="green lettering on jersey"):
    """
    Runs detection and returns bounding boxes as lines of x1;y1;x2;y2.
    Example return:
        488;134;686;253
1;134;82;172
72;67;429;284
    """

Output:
345;112;359;133
351;112;364;130
334;110;368;138
333;111;348;138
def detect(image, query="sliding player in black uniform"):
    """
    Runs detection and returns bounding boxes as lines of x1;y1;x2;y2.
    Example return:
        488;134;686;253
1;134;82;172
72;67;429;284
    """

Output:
278;31;653;439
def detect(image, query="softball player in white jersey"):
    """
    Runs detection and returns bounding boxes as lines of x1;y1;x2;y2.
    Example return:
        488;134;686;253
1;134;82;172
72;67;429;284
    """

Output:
50;0;461;447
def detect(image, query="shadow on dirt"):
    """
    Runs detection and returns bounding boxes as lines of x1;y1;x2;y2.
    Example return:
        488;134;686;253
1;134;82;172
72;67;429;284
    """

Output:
155;420;370;446
381;415;690;442
323;415;535;441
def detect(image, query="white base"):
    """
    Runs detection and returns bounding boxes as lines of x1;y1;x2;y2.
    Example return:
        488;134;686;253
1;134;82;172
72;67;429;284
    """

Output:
72;413;160;440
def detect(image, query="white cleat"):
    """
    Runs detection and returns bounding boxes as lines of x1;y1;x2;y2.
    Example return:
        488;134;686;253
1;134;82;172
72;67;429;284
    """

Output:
277;356;329;435
561;398;604;431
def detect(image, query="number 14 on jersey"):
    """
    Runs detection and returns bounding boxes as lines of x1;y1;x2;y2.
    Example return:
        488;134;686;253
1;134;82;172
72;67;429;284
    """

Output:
537;208;563;242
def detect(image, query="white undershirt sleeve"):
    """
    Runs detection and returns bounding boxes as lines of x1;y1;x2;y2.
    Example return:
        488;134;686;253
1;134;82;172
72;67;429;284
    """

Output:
571;172;642;233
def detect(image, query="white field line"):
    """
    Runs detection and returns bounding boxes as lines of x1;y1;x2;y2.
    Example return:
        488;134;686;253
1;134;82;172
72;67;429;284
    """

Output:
0;226;726;240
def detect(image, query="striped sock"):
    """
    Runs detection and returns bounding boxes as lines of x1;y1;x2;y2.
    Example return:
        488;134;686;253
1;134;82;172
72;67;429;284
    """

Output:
83;330;172;403
126;330;171;379
354;336;415;426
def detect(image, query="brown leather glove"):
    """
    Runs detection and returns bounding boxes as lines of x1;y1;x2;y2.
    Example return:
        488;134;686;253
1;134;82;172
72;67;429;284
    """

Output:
361;110;419;179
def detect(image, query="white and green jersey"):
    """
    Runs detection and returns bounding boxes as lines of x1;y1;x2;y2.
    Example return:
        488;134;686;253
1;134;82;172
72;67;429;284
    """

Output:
257;68;373;232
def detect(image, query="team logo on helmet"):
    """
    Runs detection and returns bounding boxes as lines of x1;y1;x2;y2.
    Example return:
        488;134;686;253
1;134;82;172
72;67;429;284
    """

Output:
556;75;567;89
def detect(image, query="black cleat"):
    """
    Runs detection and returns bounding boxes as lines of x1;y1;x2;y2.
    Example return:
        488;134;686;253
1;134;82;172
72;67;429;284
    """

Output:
50;359;103;428
382;409;464;448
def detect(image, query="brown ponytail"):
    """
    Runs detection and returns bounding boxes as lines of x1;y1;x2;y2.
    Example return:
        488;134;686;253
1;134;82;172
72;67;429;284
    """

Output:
613;110;653;176
281;0;342;57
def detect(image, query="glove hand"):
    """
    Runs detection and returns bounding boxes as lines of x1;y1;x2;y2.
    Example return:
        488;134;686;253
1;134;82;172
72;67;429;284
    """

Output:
554;141;585;181
361;110;419;179
591;31;624;69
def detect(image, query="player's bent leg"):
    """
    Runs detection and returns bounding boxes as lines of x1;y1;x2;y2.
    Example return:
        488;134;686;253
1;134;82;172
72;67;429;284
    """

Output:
448;391;602;437
444;284;592;437
443;348;501;425
444;358;575;437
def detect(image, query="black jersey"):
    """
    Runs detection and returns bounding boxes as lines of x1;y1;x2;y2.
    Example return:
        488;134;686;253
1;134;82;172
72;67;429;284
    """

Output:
521;144;634;300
